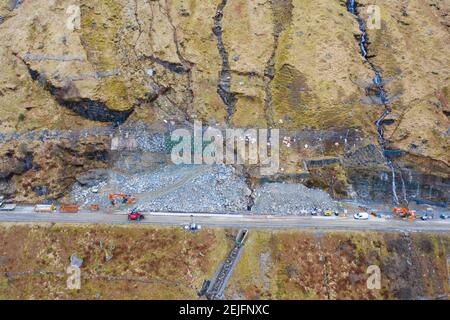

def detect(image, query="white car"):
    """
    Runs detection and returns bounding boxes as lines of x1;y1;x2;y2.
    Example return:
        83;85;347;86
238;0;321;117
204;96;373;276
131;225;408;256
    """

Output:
354;212;369;220
0;203;16;211
184;223;201;231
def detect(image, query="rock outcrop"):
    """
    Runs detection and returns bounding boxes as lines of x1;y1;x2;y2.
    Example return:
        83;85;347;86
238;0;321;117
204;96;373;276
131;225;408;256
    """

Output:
0;0;448;205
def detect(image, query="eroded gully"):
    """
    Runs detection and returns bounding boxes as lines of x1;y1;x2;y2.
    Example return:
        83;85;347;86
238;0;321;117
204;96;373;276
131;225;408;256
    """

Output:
346;0;401;205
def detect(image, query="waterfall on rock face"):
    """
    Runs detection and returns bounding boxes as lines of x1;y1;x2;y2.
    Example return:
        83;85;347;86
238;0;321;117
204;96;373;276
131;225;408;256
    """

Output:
390;165;400;205
399;169;409;205
346;0;400;205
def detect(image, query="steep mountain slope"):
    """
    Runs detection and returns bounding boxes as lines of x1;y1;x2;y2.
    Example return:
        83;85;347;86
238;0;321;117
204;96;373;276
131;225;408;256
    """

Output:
0;0;448;205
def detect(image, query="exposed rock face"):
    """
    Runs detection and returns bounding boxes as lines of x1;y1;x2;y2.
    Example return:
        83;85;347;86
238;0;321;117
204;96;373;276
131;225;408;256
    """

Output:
75;169;109;187
345;0;450;204
0;0;448;204
0;133;109;202
358;0;449;167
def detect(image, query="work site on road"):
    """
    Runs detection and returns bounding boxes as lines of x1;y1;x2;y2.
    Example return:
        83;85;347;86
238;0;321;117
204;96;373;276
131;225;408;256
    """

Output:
1;206;450;233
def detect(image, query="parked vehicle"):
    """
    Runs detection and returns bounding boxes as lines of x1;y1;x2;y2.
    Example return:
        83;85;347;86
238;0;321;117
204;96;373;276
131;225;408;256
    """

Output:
59;204;79;213
421;213;433;221
184;215;201;231
324;210;333;216
440;214;450;220
184;223;201;231
0;202;16;211
128;208;144;221
354;212;369;220
34;204;56;213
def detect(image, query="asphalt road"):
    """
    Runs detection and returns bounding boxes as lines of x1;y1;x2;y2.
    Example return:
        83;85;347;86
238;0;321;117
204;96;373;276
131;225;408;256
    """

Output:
0;206;449;233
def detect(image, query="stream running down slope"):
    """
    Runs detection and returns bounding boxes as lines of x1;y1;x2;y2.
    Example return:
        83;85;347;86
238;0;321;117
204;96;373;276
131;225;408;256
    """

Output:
213;0;237;123
346;0;401;205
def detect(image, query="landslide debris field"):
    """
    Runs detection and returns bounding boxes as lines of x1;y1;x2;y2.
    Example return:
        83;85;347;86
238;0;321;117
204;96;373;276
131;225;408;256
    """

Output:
0;224;448;300
69;164;339;214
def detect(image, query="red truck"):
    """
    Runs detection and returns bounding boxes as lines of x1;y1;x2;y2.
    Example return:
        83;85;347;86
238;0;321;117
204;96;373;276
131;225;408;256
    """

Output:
128;208;144;221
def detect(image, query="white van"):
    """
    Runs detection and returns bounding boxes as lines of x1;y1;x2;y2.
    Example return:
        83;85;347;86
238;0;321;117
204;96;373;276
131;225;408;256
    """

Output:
354;212;369;220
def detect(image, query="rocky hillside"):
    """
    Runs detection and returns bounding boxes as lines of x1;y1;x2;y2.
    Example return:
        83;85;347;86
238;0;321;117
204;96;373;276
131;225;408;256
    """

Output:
0;0;448;204
0;224;448;299
227;229;449;300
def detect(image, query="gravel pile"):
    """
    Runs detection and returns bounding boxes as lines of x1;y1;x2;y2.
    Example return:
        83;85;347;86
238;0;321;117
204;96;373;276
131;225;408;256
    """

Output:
252;183;339;215
115;122;167;152
70;164;251;213
70;181;109;207
70;161;339;215
141;168;251;213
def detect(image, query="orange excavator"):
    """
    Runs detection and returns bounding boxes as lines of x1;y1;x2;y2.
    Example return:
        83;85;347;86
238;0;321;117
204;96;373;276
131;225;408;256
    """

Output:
392;207;416;220
108;193;135;206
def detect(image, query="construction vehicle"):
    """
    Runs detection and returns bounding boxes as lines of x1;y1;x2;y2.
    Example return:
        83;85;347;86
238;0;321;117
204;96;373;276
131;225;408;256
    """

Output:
392;207;416;220
34;204;56;213
127;207;144;221
108;193;135;206
59;204;79;213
